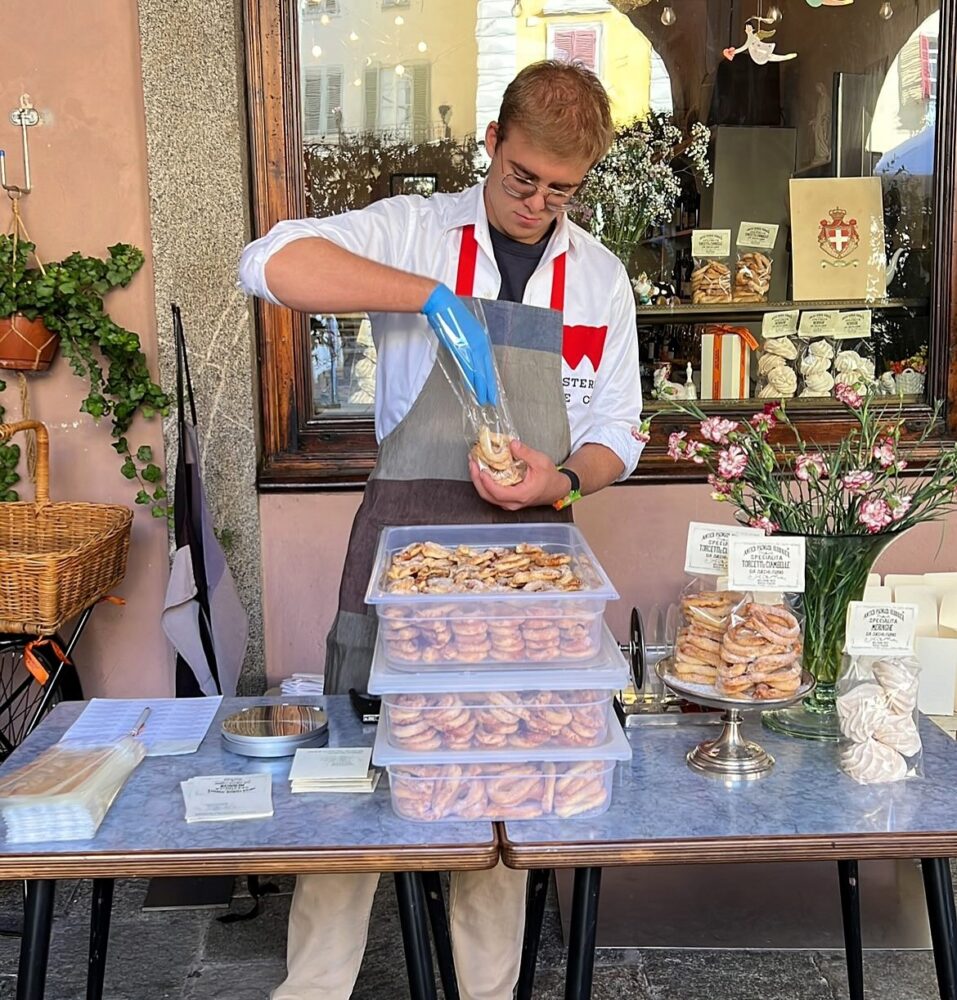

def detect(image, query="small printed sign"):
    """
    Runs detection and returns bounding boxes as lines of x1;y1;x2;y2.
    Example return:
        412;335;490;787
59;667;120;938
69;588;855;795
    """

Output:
798;310;842;338
833;310;873;340
727;536;806;593
737;222;780;250
692;229;732;258
685;522;765;577
844;602;918;656
762;310;800;339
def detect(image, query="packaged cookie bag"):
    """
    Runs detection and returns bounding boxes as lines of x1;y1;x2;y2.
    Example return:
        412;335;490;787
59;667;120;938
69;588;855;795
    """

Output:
691;230;733;304
719;535;808;702
798;337;836;398
832;312;877;396
837;602;923;784
670;522;763;691
733;223;778;303
432;298;527;486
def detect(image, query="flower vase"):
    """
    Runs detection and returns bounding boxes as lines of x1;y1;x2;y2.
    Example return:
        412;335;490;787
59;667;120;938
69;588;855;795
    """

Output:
762;533;896;741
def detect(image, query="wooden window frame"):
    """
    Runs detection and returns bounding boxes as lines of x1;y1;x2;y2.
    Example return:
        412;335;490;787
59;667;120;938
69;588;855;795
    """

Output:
243;0;957;491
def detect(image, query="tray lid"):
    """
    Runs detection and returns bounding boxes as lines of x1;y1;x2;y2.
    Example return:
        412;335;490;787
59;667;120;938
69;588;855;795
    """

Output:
368;623;629;694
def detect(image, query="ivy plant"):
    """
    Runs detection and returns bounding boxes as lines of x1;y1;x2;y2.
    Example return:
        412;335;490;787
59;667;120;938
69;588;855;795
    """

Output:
0;235;170;516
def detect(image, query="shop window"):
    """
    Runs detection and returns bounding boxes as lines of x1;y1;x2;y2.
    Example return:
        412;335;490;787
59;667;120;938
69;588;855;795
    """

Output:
244;0;957;487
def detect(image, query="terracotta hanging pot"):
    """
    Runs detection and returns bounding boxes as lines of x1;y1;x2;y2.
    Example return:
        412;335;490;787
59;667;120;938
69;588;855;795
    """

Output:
0;314;60;372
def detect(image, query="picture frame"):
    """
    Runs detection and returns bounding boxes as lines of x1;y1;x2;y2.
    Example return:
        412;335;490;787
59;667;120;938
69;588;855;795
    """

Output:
389;173;438;198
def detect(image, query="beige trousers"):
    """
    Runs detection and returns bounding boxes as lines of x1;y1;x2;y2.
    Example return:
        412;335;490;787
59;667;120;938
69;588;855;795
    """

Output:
271;862;528;1000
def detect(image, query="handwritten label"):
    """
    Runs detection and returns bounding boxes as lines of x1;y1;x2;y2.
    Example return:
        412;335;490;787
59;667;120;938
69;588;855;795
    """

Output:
844;602;918;656
685;522;764;577
727;536;806;593
737;222;779;250
798;311;842;338
833;310;873;340
692;229;732;258
762;310;800;339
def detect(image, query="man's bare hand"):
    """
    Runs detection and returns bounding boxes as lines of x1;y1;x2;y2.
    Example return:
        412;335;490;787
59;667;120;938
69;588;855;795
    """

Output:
469;440;569;511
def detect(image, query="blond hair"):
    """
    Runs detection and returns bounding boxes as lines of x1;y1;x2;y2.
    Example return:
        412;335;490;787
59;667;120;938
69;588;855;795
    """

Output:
497;60;614;165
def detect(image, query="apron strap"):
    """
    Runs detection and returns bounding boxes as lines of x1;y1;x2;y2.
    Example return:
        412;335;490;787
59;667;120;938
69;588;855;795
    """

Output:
455;222;567;311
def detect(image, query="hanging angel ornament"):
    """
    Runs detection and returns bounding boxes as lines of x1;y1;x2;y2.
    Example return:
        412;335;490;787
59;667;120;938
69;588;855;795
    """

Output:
724;17;797;64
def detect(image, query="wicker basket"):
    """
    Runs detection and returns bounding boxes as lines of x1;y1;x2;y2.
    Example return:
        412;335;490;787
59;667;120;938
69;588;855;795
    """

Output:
0;421;133;635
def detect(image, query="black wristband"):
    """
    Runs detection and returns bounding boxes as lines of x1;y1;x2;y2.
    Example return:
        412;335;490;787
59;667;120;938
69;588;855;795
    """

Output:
558;466;581;495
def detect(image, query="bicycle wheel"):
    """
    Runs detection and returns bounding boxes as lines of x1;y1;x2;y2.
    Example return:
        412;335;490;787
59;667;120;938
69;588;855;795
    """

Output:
0;634;83;761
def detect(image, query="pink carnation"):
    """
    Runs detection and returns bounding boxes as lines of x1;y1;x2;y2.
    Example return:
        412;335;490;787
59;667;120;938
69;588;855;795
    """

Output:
667;431;687;461
717;444;748;480
750;412;776;433
795;453;827;482
873;437;898;469
887;493;912;522
708;475;732;500
835;382;863;409
749;515;779;535
631;421;651;444
699;417;739;444
841;471;874;496
684;439;706;465
859;497;893;534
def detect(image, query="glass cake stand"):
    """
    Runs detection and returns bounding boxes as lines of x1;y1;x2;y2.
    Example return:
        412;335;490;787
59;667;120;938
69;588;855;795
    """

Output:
656;660;816;780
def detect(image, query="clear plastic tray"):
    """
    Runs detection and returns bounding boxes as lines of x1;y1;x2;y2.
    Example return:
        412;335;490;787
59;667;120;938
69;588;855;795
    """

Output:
367;623;629;691
366;524;618;669
381;690;614;753
373;711;632;766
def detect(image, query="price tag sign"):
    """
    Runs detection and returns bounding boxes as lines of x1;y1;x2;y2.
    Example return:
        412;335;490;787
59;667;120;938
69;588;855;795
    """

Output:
692;229;732;257
727;536;806;593
762;310;799;339
833;310;873;340
685;522;764;577
737;222;779;249
844;602;918;656
798;311;841;338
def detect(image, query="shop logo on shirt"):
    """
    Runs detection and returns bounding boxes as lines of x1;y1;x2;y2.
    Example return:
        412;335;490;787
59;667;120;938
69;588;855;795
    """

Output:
562;324;608;370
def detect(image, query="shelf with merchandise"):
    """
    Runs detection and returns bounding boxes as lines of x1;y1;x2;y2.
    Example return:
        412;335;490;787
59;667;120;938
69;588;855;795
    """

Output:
634;297;928;326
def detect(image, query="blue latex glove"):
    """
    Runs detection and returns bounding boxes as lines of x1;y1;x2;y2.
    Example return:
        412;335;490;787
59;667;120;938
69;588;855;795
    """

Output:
421;284;498;406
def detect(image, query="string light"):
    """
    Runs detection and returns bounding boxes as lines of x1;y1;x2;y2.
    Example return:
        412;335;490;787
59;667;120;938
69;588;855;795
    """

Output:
311;44;322;57
353;78;362;87
395;63;406;75
349;30;359;40
660;5;676;25
879;1;894;18
394;14;404;24
320;12;329;24
417;40;428;52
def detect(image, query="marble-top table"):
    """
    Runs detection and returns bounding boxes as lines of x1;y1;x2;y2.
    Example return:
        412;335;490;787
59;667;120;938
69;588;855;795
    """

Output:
1;696;496;1000
503;717;957;1000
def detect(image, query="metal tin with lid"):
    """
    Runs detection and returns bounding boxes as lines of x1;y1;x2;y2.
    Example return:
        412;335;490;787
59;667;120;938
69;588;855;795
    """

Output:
221;704;329;758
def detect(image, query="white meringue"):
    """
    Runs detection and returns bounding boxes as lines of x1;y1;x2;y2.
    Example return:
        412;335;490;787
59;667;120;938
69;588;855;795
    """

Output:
841;738;908;784
758;353;787;375
800;355;830;376
809;340;835;359
801;371;835;396
872;659;920;714
873;713;922;757
766;365;797;396
859;358;876;380
836;681;890;743
835;350;864;373
764;337;798;359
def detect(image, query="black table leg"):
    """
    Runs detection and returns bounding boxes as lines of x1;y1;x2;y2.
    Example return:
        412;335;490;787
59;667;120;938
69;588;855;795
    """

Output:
394;872;438;1000
17;879;55;1000
837;860;864;1000
922;858;957;1000
86;878;114;1000
564;867;602;1000
517;868;551;1000
420;872;458;1000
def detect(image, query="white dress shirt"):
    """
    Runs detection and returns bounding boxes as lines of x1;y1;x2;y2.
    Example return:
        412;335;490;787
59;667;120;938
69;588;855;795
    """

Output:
239;184;644;477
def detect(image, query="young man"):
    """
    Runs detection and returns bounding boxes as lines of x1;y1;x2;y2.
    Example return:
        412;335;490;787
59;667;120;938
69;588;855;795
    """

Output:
240;60;643;1000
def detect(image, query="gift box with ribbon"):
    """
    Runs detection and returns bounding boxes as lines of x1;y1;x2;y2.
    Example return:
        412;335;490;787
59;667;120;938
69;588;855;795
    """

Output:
699;324;758;400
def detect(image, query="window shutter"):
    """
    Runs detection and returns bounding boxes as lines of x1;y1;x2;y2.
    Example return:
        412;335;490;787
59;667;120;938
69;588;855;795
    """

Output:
303;70;324;137
553;29;575;63
364;67;379;131
412;63;430;143
326;67;343;134
572;29;597;72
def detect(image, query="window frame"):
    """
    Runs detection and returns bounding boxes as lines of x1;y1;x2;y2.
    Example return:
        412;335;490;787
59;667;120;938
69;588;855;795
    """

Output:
243;0;957;491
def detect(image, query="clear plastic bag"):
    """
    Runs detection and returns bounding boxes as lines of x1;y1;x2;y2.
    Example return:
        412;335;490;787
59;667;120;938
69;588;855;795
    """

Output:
798;338;836;398
733;250;773;303
0;737;146;842
671;579;746;688
691;256;732;304
833;342;877;394
433;299;527;486
837;655;922;784
756;337;799;399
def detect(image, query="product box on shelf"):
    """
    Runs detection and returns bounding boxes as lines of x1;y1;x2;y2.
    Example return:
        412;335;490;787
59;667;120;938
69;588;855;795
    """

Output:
365;523;619;669
699;325;756;400
372;715;632;823
368;625;629;753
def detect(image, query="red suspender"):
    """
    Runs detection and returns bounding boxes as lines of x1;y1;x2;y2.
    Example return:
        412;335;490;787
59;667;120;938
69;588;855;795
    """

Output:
550;251;566;313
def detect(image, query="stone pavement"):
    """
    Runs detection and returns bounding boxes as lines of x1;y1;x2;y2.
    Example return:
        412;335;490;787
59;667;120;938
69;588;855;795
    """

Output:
0;869;945;999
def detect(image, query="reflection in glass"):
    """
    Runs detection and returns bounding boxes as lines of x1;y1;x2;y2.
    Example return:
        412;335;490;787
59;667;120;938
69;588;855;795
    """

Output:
298;0;942;410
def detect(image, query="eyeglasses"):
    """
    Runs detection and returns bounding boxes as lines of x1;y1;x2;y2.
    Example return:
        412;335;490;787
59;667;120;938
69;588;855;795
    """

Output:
501;172;583;213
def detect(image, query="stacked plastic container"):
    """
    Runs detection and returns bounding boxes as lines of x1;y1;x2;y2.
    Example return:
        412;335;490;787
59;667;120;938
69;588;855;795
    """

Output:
367;524;632;822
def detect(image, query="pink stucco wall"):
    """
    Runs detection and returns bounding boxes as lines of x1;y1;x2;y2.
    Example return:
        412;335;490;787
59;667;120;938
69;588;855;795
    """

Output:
259;487;957;686
1;1;173;696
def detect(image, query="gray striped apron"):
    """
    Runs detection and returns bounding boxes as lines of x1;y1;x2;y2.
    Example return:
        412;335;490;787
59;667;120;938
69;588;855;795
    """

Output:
323;224;573;694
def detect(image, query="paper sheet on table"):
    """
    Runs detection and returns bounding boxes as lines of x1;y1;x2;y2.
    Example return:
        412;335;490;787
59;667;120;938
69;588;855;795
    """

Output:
59;697;223;756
